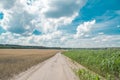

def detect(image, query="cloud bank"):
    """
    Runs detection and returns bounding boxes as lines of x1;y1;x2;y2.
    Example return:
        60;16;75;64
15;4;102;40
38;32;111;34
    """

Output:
0;0;120;48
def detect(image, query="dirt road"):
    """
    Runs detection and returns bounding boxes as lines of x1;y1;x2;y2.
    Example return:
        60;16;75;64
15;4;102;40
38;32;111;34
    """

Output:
12;53;79;80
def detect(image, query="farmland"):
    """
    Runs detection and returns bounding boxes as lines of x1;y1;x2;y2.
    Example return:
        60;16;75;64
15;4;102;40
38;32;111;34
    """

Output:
0;49;59;80
64;48;120;80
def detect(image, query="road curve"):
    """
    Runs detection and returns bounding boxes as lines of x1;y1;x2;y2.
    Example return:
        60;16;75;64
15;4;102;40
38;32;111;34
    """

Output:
13;53;79;80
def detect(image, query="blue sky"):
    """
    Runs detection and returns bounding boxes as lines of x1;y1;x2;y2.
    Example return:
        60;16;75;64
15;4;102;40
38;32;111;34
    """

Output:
0;0;120;48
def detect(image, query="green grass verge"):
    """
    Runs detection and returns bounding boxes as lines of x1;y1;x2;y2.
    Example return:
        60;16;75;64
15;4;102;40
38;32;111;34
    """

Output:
77;69;100;80
63;49;120;80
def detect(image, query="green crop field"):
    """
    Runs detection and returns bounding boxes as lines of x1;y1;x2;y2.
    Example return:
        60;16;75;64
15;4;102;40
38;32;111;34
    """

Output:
64;49;120;80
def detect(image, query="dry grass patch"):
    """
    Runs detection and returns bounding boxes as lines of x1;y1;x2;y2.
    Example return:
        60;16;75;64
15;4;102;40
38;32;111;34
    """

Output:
0;49;59;80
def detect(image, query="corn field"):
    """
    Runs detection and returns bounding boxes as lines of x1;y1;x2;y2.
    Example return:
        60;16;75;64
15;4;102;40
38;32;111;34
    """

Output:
64;48;120;80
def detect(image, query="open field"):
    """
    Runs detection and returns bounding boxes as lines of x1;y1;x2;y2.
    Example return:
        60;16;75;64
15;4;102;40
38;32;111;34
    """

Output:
63;49;120;80
0;49;59;80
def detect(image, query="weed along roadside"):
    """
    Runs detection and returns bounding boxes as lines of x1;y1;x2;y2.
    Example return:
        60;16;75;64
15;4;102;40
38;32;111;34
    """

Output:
63;52;105;80
77;69;101;80
63;49;120;80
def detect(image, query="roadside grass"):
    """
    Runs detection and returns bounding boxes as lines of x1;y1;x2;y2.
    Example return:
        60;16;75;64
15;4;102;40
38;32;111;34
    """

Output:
77;69;100;80
63;49;120;80
0;49;59;80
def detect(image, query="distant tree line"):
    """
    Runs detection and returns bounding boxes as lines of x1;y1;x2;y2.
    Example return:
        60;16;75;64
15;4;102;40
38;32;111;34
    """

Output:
0;44;120;50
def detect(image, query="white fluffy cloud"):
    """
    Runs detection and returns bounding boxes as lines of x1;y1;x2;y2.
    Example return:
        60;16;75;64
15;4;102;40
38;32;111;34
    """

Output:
74;20;96;38
0;0;38;35
0;0;15;9
1;0;119;48
33;0;86;33
0;30;63;46
43;0;85;18
0;0;87;47
0;31;120;48
0;0;86;35
59;34;120;48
